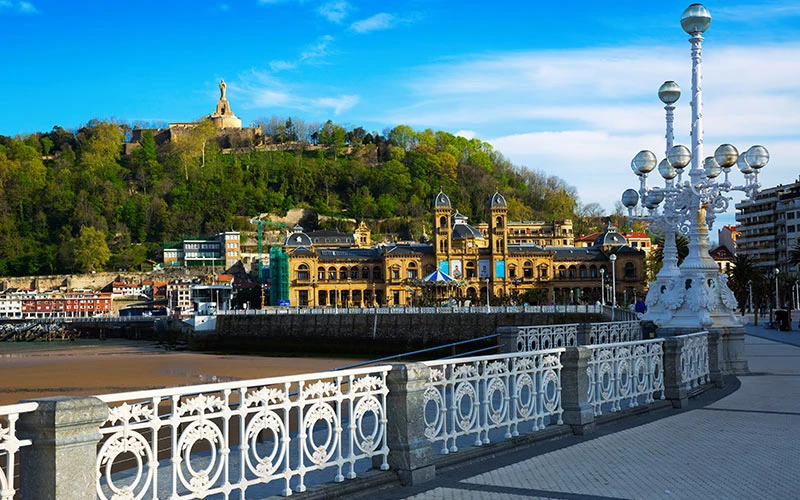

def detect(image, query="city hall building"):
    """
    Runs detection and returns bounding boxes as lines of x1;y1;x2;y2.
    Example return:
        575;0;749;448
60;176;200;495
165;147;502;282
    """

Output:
284;191;647;308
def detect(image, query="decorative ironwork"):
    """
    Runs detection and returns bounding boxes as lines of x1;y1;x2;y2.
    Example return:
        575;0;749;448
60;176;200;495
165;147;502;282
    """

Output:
95;366;390;499
677;331;710;388
588;321;642;345
515;324;578;351
586;339;664;416
423;349;564;454
0;402;38;500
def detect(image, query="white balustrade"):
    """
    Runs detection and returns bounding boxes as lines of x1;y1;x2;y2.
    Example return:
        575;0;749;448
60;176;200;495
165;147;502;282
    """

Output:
94;366;390;499
588;321;642;345
677;331;710;388
422;349;564;455
515;324;578;351
587;338;664;416
0;402;38;500
213;304;603;316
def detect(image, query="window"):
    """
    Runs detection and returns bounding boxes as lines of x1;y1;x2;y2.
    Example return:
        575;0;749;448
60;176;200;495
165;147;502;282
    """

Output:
524;261;534;278
362;267;370;279
624;262;635;279
328;267;337;280
392;267;400;279
351;267;359;279
373;267;382;280
558;266;566;278
318;267;325;280
579;266;587;278
568;266;576;278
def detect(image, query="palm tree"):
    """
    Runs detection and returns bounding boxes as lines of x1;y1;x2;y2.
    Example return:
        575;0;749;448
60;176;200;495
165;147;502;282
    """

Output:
729;254;760;312
789;242;800;267
646;234;689;280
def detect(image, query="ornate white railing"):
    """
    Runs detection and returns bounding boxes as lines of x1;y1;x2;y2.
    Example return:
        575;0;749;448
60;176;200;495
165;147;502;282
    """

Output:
0;402;38;500
515;324;578;351
218;304;602;316
587;339;664;416
677;331;710;388
422;349;564;455
94;366;390;499
588;321;642;345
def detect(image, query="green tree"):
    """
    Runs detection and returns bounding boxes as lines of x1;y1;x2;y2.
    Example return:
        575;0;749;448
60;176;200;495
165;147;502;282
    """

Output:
73;225;111;272
728;254;760;312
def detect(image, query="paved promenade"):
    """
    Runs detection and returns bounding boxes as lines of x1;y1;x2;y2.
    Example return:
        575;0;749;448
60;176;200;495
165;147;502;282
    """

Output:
362;322;800;500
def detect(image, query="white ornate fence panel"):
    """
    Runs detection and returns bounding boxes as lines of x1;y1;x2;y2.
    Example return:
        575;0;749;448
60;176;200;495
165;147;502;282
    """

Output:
0;402;38;500
422;349;564;455
677;331;710;388
95;366;390;499
588;321;642;345
587;339;664;416
515;324;578;351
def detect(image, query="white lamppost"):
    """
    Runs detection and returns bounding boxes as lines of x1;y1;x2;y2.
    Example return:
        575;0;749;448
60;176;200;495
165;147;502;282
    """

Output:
599;268;606;306
795;280;799;310
334;285;338;314
620;4;768;344
610;254;617;320
485;277;490;314
774;268;780;309
748;280;753;314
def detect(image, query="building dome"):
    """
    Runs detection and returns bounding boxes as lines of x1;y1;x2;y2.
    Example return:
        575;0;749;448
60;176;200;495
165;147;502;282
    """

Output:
450;211;484;240
284;225;312;247
433;190;451;208
593;223;628;247
489;191;507;208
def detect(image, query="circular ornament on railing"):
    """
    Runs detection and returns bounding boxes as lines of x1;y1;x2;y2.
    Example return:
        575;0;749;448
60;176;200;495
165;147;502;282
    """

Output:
303;403;338;466
353;396;384;454
541;369;560;413
617;358;632;398
598;360;614;401
97;430;154;500
454;382;478;432
176;420;225;494
633;356;649;393
423;386;444;441
244;409;286;479
486;377;509;425
515;373;535;419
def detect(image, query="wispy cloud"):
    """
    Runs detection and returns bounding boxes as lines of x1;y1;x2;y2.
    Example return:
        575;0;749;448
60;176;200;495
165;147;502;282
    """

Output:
714;1;800;21
318;0;349;23
230;70;360;116
0;0;37;14
350;13;397;33
269;35;335;72
377;42;800;209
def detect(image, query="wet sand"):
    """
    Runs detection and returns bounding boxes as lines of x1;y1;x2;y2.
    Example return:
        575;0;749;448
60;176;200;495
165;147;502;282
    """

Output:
0;341;362;405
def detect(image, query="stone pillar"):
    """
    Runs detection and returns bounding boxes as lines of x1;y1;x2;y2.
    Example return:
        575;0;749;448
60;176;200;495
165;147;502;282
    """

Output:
707;330;725;388
17;396;108;500
662;338;688;408
561;347;594;435
376;363;435;486
717;325;749;375
497;326;519;353
576;323;592;346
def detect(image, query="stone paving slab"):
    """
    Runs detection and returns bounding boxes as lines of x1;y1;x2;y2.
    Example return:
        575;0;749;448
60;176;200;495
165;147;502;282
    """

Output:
359;329;800;500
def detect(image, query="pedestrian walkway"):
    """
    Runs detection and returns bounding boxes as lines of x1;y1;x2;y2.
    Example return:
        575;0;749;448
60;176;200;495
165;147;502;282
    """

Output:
358;326;800;500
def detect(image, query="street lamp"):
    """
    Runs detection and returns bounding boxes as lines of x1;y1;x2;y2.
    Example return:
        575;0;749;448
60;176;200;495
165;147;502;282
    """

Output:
609;254;617;321
334;285;338;314
311;279;316;309
599;268;605;306
485;277;490;313
774;268;780;309
620;4;768;341
748;280;753;314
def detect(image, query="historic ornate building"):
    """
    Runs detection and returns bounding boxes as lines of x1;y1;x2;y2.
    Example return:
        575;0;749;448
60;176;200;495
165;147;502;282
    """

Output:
283;191;647;307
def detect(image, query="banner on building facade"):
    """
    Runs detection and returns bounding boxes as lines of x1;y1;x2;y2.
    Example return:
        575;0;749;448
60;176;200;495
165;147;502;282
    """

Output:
450;259;463;278
479;259;490;278
495;260;506;278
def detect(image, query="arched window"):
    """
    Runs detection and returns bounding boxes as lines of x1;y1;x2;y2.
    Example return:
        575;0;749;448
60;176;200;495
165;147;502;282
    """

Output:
328;266;337;280
439;216;447;228
350;266;359;279
624;262;635;279
508;265;517;278
558;265;567;278
495;216;504;228
339;267;348;280
362;266;370;280
297;264;309;281
466;261;476;278
524;261;534;278
589;265;597;278
373;266;382;280
568;265;577;278
579;265;587;278
407;262;418;279
317;266;325;280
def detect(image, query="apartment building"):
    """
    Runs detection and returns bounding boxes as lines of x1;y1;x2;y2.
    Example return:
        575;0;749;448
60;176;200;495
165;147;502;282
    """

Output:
163;231;241;269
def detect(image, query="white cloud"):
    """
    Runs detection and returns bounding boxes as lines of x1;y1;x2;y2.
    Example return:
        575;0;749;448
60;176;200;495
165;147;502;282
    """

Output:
376;42;800;211
0;0;37;14
269;60;297;71
350;13;395;33
230;70;359;116
455;130;477;139
300;35;334;62
313;95;360;115
318;0;349;23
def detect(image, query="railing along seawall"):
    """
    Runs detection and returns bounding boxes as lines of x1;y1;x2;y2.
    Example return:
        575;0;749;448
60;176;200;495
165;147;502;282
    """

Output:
219;304;602;316
586;338;665;415
94;365;391;499
588;320;642;344
0;402;38;500
515;324;578;351
422;349;564;455
676;331;710;388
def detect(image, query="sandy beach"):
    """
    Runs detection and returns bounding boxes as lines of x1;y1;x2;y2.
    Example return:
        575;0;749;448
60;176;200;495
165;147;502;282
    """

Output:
0;340;362;405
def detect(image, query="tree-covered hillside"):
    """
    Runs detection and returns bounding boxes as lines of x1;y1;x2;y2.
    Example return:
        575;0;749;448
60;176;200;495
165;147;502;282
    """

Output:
0;118;594;277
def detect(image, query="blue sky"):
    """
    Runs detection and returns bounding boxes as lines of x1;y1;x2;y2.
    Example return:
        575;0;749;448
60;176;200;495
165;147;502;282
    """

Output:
2;0;800;225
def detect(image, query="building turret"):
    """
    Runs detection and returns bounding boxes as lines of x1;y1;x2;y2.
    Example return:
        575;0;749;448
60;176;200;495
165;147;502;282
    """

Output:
433;190;453;263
